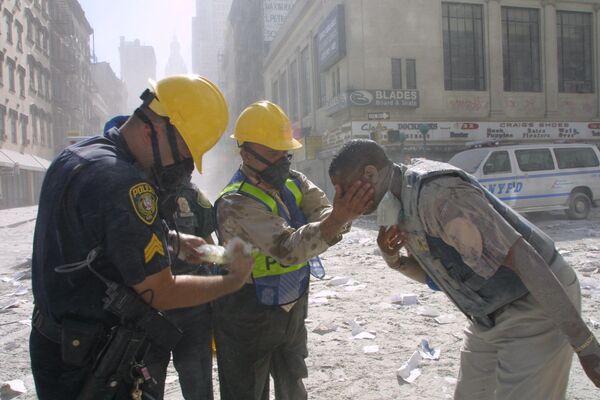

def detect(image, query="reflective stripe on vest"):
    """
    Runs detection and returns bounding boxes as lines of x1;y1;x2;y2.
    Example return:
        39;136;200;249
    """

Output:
219;170;321;305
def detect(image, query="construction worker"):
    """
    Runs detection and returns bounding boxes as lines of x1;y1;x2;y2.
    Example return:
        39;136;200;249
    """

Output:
30;75;254;400
328;139;600;399
103;115;217;399
213;101;373;400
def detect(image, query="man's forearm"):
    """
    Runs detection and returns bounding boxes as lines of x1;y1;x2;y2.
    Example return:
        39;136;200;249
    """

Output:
381;251;428;284
507;238;592;349
134;268;244;310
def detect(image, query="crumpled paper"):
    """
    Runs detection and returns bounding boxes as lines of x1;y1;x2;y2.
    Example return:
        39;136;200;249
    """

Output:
397;351;422;384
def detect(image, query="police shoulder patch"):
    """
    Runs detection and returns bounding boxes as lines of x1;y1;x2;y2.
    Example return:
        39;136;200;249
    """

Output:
196;190;213;209
129;182;158;225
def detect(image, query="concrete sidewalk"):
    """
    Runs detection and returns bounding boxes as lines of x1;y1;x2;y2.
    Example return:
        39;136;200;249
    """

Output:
0;206;38;228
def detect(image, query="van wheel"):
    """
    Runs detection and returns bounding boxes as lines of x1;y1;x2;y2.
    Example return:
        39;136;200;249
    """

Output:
566;192;591;220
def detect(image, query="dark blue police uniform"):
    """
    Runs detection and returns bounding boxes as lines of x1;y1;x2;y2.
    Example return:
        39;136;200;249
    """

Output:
30;128;171;399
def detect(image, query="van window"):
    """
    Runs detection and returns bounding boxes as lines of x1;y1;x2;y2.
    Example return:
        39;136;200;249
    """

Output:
515;149;555;172
554;147;599;169
483;151;511;174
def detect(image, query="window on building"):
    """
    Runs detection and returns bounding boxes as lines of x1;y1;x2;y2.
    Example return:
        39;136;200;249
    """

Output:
15;20;23;52
289;59;299;122
0;106;6;141
554;147;599;169
279;71;288;114
26;16;33;43
483;151;512;174
502;7;541;92
557;11;593;93
20;114;28;145
331;65;341;98
300;46;311;117
9;110;18;143
0;52;4;86
272;80;279;104
442;2;485;90
17;65;25;98
515;149;554;171
6;58;16;92
37;68;43;98
31;110;38;144
318;72;327;108
46;117;52;147
29;62;35;92
391;58;402;89
39;112;45;146
4;11;13;44
406;59;417;89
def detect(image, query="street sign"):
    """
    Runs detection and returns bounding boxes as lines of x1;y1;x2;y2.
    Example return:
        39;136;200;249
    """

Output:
367;112;390;120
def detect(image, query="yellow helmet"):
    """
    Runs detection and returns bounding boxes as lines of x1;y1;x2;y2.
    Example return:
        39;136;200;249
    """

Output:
147;74;228;172
232;101;302;151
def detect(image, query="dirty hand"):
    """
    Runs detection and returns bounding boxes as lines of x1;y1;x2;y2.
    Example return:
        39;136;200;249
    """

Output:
225;241;254;286
171;232;206;264
578;335;600;388
330;181;374;225
377;225;406;256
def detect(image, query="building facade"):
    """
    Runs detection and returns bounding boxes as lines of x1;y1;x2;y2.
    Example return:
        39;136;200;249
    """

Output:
0;0;54;209
119;37;156;111
49;0;94;147
192;0;232;87
263;0;600;193
165;36;187;76
90;61;127;123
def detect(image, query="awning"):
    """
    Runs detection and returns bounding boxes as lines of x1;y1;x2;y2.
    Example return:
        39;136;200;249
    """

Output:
32;155;51;170
0;149;50;172
0;150;13;168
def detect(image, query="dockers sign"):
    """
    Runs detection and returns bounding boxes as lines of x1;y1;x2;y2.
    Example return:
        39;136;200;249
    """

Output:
327;89;420;114
350;121;600;142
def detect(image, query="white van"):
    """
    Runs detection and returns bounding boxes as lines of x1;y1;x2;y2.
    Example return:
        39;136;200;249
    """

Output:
448;143;600;219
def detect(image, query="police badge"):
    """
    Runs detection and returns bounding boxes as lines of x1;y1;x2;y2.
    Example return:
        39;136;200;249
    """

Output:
129;182;158;225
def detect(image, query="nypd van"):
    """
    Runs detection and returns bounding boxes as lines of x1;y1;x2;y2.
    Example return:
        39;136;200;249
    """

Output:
448;143;600;219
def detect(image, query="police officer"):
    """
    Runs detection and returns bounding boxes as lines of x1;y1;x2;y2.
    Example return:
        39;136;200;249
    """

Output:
29;75;254;400
154;178;217;400
103;115;218;399
213;101;373;400
329;139;600;399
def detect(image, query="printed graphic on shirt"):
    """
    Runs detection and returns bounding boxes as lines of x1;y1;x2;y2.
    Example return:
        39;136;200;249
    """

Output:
144;233;165;263
129;182;158;225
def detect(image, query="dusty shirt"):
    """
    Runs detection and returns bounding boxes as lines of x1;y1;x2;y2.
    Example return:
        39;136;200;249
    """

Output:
217;169;336;266
417;176;522;279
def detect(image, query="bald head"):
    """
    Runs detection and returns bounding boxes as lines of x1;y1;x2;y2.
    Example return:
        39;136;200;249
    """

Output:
329;139;391;183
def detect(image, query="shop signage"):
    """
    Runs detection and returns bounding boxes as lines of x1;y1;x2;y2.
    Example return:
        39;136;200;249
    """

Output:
263;0;296;42
350;121;600;143
368;112;390;120
327;89;419;115
316;4;346;71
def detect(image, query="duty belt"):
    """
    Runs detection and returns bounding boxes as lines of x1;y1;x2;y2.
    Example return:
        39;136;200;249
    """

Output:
32;306;62;343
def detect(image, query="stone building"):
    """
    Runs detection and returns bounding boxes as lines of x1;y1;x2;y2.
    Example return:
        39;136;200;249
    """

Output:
263;0;600;192
119;37;156;111
0;0;54;208
90;61;127;123
49;0;94;147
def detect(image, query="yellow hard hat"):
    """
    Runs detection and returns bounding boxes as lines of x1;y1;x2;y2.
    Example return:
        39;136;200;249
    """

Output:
232;101;302;151
147;74;228;172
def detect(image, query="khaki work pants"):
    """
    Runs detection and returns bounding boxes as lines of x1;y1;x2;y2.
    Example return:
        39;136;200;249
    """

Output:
454;255;581;400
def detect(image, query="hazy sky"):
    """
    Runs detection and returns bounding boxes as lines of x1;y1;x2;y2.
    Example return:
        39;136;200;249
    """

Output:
79;0;195;79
